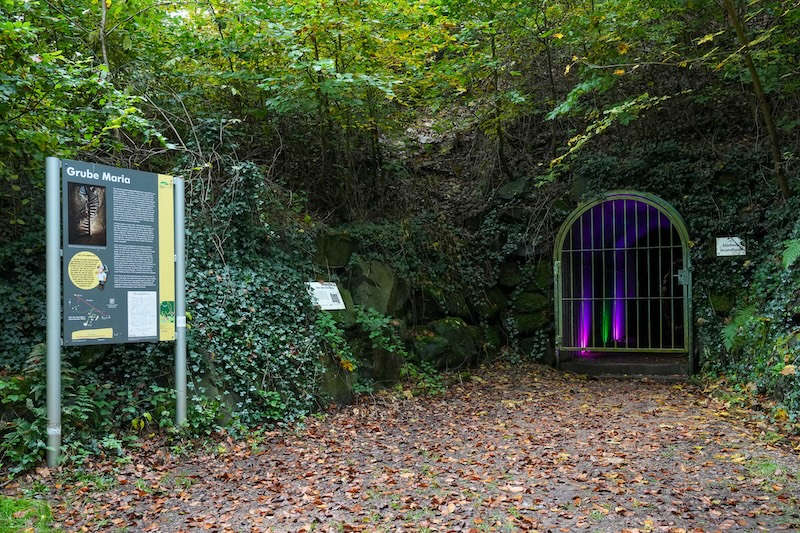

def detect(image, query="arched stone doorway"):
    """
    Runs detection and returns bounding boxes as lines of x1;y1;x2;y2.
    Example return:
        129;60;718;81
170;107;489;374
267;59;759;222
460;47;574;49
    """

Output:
553;191;693;374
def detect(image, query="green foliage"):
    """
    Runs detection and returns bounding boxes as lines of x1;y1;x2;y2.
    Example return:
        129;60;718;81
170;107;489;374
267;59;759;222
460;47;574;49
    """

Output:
353;306;408;357
400;361;445;396
1;0;798;474
0;495;53;532
315;312;357;372
722;306;761;351
1;345;134;473
783;239;800;270
0;2;165;238
0;230;45;370
183;155;324;427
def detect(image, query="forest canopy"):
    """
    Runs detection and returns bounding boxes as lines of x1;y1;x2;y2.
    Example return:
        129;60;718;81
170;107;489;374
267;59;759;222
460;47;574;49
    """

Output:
0;0;798;471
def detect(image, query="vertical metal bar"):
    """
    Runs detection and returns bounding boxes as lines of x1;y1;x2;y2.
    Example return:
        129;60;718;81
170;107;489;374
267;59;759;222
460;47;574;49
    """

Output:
554;259;561;366
174;177;187;426
646;204;653;348
567;230;572;348
686;256;693;374
623;201;628;349
635;203;640;349
670;223;675;349
580;214;584;351
590;208;595;348
46;157;61;468
602;204;606;346
658;214;663;349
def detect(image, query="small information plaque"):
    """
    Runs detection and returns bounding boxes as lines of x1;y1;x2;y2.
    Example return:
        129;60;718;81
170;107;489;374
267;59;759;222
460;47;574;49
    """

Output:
306;282;346;310
716;237;745;257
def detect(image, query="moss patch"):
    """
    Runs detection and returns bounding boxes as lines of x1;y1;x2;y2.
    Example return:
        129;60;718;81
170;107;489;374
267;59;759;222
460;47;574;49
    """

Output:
0;495;53;532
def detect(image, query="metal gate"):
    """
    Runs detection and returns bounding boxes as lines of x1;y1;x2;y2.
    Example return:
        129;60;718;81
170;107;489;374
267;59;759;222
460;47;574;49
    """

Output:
554;192;692;369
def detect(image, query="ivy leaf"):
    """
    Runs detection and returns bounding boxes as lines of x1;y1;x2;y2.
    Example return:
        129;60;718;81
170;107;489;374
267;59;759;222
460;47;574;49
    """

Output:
782;239;800;269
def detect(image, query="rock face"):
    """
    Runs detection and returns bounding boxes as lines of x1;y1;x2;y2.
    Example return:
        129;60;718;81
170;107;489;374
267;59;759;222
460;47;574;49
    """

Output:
313;226;557;396
369;348;405;384
513;292;549;313
350;259;409;316
514;312;551;336
709;291;735;314
321;357;354;404
426;317;480;370
329;287;356;327
314;231;356;268
472;287;507;320
425;286;470;318
498;262;522;288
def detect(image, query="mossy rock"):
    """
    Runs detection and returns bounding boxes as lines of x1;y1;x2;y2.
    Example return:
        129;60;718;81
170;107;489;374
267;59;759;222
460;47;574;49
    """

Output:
496;177;528;200
478;325;504;357
351;260;409;316
472;287;507;320
429;317;479;369
513;291;549;313
425;285;470;318
709;291;736;314
321;357;354;404
412;329;449;364
370;348;404;384
532;261;553;289
329;287;356;327
313;231;356;268
514;311;552;336
518;335;555;365
498;262;521;288
350;337;404;385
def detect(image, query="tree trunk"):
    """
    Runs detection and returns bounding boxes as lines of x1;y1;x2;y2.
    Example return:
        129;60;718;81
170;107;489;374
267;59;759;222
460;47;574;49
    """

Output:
99;0;109;72
491;31;513;180
722;0;791;199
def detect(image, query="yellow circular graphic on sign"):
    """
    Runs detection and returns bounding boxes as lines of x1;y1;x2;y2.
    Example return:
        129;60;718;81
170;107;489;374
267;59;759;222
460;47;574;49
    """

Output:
68;251;102;290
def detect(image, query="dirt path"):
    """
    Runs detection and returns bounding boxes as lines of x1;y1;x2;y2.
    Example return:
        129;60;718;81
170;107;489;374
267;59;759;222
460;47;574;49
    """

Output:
47;365;800;531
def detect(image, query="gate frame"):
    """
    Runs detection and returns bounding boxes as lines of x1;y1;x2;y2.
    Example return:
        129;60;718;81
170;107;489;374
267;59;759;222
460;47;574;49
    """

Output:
553;191;693;374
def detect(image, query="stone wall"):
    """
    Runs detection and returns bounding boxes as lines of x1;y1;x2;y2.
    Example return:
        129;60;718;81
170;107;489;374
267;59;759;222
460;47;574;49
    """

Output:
312;227;556;395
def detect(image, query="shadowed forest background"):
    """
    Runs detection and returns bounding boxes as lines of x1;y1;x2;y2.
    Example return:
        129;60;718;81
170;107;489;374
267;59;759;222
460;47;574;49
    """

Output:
0;0;799;473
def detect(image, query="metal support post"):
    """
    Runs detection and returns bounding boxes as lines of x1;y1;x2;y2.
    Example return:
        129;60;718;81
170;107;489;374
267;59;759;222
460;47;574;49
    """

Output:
46;157;61;467
174;177;187;425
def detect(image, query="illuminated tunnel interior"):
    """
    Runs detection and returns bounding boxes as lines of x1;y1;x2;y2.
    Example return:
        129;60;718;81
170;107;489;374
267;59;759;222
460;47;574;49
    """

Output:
559;199;686;354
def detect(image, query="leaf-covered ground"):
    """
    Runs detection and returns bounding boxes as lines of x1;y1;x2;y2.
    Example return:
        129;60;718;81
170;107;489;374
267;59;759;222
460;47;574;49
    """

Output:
30;366;800;530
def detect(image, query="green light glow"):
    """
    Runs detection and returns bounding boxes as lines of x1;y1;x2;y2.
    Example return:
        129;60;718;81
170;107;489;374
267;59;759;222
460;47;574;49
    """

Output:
602;301;610;344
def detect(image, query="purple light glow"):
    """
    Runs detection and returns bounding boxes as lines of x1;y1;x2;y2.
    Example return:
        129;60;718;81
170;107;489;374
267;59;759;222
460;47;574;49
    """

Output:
579;212;592;349
574;199;672;350
609;201;670;345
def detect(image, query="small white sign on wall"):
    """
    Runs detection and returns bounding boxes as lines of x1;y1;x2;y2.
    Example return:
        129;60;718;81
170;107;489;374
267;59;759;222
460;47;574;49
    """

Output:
716;237;746;256
306;282;346;310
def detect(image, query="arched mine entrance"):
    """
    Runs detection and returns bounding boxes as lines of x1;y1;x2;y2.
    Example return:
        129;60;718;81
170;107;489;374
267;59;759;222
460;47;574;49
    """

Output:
553;191;693;375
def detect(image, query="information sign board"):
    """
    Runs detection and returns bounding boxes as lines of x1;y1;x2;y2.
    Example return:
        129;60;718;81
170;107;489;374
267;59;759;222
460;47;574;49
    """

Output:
306;282;346;310
61;160;175;345
716;236;746;257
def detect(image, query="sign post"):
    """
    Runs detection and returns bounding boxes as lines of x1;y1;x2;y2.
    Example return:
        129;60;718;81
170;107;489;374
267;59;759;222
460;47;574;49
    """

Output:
45;157;62;468
45;158;185;466
174;177;186;425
